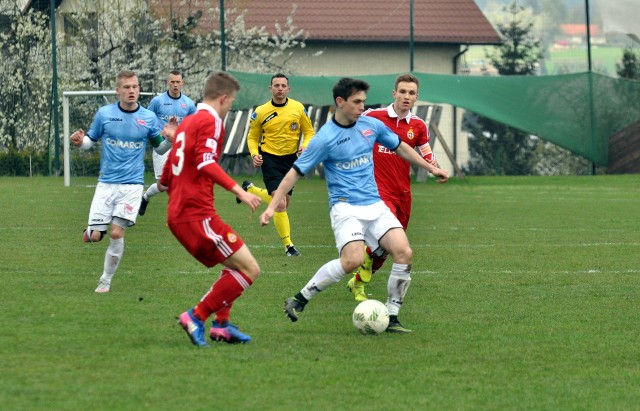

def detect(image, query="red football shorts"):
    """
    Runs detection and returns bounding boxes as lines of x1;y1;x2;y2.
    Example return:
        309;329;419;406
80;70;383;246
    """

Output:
382;195;412;231
168;215;245;268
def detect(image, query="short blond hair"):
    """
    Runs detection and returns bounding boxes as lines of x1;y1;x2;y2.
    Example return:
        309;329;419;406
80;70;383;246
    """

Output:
116;70;138;87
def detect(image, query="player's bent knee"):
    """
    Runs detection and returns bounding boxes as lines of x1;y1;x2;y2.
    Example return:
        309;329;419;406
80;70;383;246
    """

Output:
237;259;261;281
390;246;413;265
110;231;125;240
405;246;413;261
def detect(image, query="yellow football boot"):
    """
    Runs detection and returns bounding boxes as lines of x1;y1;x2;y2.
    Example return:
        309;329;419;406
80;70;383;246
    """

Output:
347;276;367;302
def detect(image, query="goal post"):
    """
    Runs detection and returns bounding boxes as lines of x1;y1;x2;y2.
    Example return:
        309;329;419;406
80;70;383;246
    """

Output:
62;91;158;187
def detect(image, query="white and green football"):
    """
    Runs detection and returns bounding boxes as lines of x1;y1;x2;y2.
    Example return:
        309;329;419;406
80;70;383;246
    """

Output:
352;299;389;335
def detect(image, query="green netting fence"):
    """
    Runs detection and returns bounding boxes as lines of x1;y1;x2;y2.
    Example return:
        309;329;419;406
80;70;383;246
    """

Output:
229;71;640;167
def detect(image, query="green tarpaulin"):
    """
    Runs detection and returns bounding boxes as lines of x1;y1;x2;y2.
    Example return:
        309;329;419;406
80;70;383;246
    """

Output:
229;71;640;166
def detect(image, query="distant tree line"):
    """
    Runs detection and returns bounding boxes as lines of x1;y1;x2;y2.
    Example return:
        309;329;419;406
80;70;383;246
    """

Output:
463;2;595;176
464;1;639;176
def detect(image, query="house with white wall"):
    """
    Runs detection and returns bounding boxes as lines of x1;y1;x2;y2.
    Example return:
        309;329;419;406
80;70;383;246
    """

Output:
152;0;502;171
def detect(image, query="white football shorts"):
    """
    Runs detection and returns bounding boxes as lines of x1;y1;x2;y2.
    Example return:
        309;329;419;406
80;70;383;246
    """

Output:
330;201;402;253
87;182;144;229
152;150;170;180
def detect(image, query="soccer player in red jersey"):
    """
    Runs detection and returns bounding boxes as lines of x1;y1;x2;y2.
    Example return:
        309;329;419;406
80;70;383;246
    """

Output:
346;74;438;312
159;72;262;347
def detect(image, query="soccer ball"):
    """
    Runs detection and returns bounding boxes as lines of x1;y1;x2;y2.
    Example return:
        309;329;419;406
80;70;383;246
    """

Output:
352;299;389;335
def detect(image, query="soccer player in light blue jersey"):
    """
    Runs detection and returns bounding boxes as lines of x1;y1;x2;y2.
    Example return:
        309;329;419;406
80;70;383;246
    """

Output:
70;70;174;293
260;77;448;333
139;70;196;216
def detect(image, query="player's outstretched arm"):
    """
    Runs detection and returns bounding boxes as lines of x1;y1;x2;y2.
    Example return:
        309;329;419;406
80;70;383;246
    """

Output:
396;141;448;183
430;167;449;183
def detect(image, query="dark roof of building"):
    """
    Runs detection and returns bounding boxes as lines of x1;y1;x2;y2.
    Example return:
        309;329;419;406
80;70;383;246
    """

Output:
155;0;501;45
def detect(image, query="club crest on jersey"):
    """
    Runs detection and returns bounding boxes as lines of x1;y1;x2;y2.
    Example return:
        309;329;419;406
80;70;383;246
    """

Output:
227;232;237;243
290;122;299;132
136;118;147;126
407;127;415;140
181;103;187;108
360;128;374;137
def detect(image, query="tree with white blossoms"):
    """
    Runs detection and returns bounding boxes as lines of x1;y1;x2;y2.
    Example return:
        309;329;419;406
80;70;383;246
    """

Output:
58;0;307;101
0;6;52;155
0;0;307;174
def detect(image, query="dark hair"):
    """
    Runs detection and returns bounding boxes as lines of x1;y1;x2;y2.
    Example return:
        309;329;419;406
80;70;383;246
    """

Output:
332;78;369;103
395;73;419;90
169;70;183;78
271;73;289;85
203;71;240;100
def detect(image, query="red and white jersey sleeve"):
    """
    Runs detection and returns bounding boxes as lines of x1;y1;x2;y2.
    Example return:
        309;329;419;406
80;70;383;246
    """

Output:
363;105;430;197
163;104;236;224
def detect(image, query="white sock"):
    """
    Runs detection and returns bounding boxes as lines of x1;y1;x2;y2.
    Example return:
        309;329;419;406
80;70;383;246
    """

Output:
300;259;346;301
387;263;412;316
143;183;160;200
101;237;124;282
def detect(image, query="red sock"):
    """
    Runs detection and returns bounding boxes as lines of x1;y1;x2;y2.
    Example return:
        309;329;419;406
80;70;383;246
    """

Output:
214;305;232;325
372;255;386;274
193;268;252;321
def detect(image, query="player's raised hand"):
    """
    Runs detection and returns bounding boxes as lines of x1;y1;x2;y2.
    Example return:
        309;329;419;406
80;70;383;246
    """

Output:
70;129;85;146
161;123;177;143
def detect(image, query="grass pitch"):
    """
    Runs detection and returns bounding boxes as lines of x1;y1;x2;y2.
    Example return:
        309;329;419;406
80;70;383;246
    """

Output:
1;175;639;410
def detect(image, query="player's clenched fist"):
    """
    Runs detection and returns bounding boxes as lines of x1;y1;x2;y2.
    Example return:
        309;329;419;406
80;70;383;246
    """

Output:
70;129;85;147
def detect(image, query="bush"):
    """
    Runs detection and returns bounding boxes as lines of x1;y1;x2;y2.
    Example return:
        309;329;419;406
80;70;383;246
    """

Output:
0;150;49;176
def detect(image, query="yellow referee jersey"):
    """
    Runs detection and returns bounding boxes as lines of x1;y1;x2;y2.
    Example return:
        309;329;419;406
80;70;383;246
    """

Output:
247;98;315;157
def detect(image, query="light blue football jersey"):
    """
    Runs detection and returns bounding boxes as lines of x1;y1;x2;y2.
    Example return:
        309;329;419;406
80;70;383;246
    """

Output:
147;92;196;126
294;116;401;207
87;103;162;184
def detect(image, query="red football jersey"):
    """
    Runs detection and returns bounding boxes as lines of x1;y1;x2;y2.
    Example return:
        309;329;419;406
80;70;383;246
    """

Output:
160;104;236;224
363;105;433;198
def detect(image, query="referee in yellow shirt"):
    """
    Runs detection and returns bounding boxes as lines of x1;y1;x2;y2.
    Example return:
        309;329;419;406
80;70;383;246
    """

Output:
243;74;315;256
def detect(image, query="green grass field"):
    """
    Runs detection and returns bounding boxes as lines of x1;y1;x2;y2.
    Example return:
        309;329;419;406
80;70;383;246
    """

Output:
1;175;639;410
